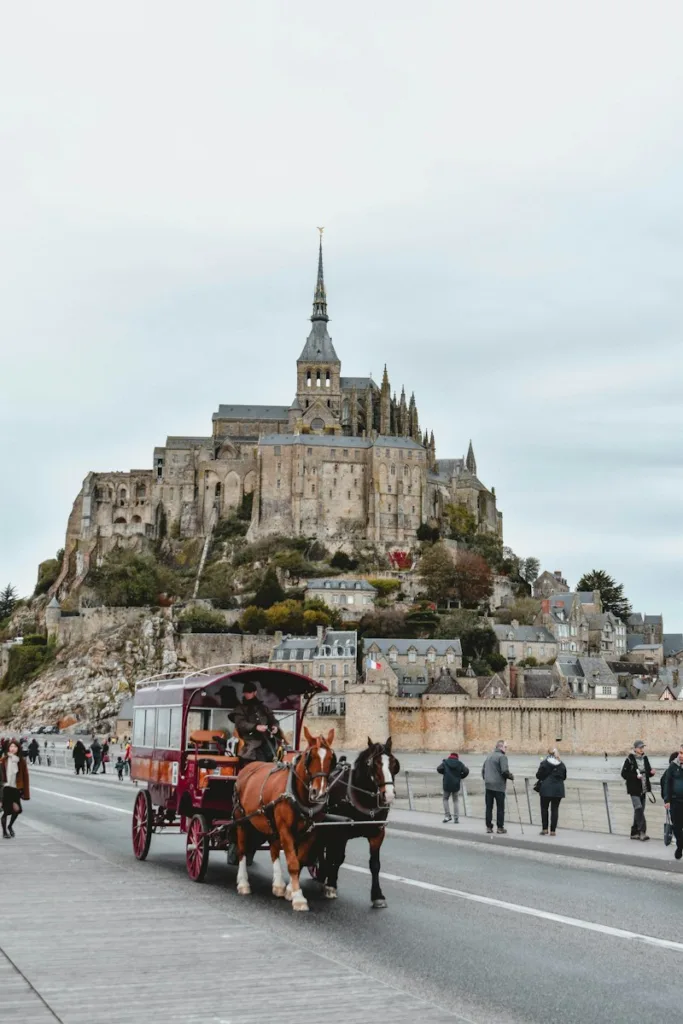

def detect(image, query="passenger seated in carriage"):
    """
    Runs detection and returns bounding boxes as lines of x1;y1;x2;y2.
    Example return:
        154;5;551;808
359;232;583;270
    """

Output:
231;681;284;763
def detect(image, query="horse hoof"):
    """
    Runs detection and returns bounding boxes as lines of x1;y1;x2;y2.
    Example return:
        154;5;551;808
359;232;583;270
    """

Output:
272;885;287;898
237;884;251;896
372;899;387;909
323;886;338;899
284;884;293;901
292;899;309;912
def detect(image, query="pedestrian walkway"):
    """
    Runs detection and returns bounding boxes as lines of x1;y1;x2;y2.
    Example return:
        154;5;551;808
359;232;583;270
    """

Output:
388;808;682;873
2;825;454;1024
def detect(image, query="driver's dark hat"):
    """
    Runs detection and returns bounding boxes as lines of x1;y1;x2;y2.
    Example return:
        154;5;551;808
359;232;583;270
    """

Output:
242;681;258;694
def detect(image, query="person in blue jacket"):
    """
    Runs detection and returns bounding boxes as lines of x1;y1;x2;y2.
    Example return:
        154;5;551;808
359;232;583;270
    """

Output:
437;752;469;823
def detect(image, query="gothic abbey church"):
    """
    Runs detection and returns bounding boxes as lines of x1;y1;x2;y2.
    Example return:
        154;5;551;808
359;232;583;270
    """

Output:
61;238;502;583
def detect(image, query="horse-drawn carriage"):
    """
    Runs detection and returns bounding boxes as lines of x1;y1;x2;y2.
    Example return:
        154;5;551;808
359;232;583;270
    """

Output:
129;663;399;910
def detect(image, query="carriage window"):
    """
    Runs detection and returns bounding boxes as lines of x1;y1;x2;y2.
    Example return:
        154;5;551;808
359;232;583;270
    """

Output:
186;710;204;741
156;707;171;748
210;710;233;735
143;708;157;748
133;708;145;746
169;707;182;750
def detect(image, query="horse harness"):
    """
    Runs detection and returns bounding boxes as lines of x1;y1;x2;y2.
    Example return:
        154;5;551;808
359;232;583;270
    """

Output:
234;752;332;838
331;760;390;821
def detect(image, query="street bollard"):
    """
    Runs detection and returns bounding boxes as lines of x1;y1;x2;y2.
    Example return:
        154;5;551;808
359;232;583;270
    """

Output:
405;771;415;811
524;777;534;825
461;782;469;818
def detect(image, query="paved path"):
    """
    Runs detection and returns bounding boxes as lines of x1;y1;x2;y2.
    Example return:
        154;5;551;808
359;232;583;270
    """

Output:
5;769;683;1023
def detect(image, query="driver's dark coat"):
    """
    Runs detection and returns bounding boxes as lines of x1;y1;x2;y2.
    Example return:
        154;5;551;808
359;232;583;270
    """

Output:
232;698;280;760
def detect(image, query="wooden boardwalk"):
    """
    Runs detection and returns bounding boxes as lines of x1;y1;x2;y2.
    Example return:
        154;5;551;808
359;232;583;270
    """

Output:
0;827;454;1023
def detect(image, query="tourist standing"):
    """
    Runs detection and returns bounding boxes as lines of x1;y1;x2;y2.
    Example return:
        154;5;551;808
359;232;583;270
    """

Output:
437;752;469;823
28;738;39;765
73;740;87;775
482;740;514;835
663;746;683;860
90;737;102;776
535;748;567;836
100;740;109;774
621;740;655;840
1;739;30;838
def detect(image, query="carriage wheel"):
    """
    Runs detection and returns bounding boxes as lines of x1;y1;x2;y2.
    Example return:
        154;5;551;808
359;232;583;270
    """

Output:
132;790;153;861
186;814;210;883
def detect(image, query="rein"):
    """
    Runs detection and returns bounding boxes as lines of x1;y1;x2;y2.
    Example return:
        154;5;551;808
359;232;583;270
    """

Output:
335;759;394;818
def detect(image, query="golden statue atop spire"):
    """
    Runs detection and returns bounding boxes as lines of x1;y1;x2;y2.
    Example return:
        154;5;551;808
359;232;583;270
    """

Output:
317;226;324;237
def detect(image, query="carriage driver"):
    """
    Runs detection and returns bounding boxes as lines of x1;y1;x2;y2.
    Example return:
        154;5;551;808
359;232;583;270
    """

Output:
232;682;283;763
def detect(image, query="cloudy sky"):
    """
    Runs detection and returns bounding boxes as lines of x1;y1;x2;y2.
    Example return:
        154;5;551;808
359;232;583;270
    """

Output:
1;2;681;628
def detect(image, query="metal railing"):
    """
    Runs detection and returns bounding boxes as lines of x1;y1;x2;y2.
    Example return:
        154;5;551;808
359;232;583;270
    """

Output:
398;770;664;836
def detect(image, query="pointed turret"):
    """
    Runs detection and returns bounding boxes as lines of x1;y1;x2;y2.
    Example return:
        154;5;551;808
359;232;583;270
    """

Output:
408;392;419;441
297;231;339;364
380;365;391;435
429;430;436;470
364;386;374;436
399;387;408;436
466;439;477;475
350;385;358;437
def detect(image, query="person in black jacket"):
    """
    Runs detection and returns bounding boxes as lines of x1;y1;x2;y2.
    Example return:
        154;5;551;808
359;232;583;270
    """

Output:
536;748;567;836
437;752;469;823
621;740;655;841
663;745;683;860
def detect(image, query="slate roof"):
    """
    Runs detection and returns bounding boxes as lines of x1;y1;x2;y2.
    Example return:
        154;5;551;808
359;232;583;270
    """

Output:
522;672;559;698
628;613;644;626
212;405;290;421
577;592;597;604
307;578;377;592
627;633;645;651
478;673;510;697
630;644;662;652
341;376;377;390
435;458;465;477
645;614;663;624
556;656;617;687
493;625;556;643
259;434;424;451
165;436;213;448
423;670;469;695
271;629;357;661
364;637;462;656
664;634;683;657
297;320;340;363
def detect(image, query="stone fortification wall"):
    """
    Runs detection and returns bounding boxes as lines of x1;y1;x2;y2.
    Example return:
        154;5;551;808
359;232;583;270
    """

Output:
57;607;153;646
336;692;683;754
177;632;275;670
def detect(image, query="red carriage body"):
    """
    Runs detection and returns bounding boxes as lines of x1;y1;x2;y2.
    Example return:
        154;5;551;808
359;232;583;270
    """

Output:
129;663;326;878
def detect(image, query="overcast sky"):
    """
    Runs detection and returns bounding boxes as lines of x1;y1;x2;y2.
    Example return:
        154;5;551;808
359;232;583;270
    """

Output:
1;2;681;629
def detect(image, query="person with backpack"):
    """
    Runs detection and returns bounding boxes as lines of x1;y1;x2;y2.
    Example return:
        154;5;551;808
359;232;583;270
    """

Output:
535;748;567;836
621;740;656;841
437;752;469;823
663;746;683;859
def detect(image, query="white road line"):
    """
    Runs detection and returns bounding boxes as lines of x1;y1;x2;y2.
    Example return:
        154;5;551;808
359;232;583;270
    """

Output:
32;787;132;815
35;785;683;955
341;864;683;953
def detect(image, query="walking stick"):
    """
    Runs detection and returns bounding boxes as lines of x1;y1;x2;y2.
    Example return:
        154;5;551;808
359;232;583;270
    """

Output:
511;781;525;835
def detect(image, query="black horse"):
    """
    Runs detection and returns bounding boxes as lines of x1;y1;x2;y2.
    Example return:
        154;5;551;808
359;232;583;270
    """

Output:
309;737;400;909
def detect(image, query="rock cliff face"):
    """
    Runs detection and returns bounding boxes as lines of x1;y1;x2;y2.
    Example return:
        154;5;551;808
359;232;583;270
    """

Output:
7;613;178;732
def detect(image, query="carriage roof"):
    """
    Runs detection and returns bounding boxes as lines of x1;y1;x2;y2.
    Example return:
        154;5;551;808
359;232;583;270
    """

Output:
132;663;327;708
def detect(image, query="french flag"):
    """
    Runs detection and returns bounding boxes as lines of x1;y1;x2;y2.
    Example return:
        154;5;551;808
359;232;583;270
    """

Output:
366;656;382;670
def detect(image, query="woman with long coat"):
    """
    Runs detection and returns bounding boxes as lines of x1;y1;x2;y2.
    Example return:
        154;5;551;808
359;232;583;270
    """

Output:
73;739;87;775
1;738;31;838
536;748;567;836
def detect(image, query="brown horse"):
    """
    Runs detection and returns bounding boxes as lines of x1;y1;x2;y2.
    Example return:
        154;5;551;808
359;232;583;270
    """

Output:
233;726;335;912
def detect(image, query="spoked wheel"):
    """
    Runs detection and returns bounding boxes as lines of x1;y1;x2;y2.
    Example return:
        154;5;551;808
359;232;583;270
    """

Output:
186;814;210;883
132;789;153;861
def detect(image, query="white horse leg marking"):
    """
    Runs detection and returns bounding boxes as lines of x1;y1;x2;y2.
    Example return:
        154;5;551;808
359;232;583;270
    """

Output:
236;856;251;895
323;885;338;899
380;754;395;804
290;887;309;912
271;855;286;897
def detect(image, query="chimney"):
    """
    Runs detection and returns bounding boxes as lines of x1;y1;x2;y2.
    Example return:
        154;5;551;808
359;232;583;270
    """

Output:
554;570;563;580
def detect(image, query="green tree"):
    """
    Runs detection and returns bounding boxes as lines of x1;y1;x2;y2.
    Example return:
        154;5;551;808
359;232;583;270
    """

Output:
452;551;493;607
357;608;408;638
495;597;541;626
34;555;62;596
404;603;439;638
197;562;236;608
303;597;341;629
88;551;162;607
416;523;440;543
575;570;631;619
520;557;540;585
176;606;229;633
487;652;508;672
239;605;269;633
368;578;402;599
418;543;458;605
0;584;18;622
252;567;285;609
445;502;477;541
460;626;498;665
435;608;480;639
330;551;358;570
468;533;505;572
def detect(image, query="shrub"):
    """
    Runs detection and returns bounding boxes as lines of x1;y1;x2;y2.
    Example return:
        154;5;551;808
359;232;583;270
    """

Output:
265;599;305;634
487;652;508;671
22;634;47;646
0;689;21;723
2;642;54;689
34;557;61;596
252;567;285;609
213;515;248;543
197;562;236;608
416;523;440;543
330;551;358;570
176;607;229;634
240;605;269;633
368;578;401;598
88;550;163;607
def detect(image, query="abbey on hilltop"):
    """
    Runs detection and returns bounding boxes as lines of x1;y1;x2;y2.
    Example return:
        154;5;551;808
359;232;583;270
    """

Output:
59;235;502;585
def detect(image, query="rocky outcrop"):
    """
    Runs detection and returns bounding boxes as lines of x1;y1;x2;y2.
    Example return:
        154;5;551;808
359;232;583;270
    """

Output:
7;612;178;732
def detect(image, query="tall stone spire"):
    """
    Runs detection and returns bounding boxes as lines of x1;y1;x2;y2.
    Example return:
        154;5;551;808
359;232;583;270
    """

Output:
311;230;328;322
399;387;408;436
380;365;391;435
429;430;436;470
408;392;419;441
466;439;477;475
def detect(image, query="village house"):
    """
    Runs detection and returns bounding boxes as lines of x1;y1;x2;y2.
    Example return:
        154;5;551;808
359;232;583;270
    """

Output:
304;578;377;621
627;613;664;645
554;655;619;699
533;570;569;599
626;644;664;670
492;623;557;665
664;634;683;667
458;668;510;699
363;637;463;697
536;593;590;654
516;670;572;699
270;627;357;694
587;611;627;658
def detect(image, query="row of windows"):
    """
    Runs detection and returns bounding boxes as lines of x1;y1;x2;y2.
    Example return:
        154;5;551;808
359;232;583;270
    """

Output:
318;663;350;677
376;648;457;664
94;484;147;502
272;446;422;461
133;706;183;749
508;645;547;657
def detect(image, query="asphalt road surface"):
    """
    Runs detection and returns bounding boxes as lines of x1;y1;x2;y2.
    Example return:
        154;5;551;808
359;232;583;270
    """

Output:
17;769;683;1024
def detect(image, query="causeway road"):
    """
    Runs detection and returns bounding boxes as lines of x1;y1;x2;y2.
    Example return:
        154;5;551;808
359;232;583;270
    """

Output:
5;768;683;1024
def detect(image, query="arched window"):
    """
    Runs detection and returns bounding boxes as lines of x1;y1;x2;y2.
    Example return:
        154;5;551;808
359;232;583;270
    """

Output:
311;417;324;431
114;516;126;524
306;370;312;388
93;486;102;501
118;488;127;507
131;514;142;523
316;371;321;388
325;371;330;388
135;484;146;501
215;482;221;498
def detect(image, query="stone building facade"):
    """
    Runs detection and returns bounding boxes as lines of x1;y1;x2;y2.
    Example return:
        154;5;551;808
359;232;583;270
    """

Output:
363;637;463;697
54;236;502;596
304;578;377;621
269;627;357;694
